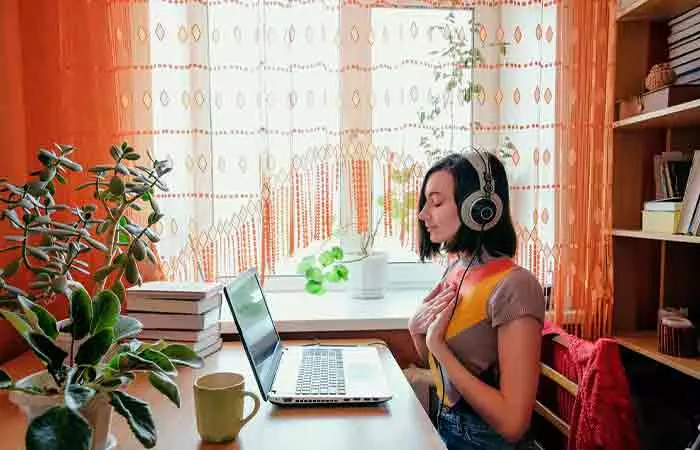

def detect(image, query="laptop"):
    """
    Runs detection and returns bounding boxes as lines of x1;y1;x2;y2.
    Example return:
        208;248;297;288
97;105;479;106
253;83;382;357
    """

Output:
223;268;393;406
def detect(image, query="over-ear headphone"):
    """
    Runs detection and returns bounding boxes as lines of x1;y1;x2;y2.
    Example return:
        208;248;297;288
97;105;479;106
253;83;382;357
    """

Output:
459;149;503;232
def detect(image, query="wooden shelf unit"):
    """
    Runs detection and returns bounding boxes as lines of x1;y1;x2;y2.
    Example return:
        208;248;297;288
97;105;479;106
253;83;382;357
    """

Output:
612;3;700;381
612;229;700;244
617;0;700;21
613;98;700;129
616;331;700;380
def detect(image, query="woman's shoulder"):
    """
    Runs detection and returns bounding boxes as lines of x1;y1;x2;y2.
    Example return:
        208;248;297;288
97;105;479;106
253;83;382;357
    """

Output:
487;263;546;326
502;263;545;290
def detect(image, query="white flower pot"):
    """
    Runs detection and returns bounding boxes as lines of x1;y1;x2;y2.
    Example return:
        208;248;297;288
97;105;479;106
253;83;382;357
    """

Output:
9;371;116;450
348;251;389;299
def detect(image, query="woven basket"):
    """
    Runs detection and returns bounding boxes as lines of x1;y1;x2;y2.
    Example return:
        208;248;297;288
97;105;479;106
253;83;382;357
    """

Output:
645;63;676;91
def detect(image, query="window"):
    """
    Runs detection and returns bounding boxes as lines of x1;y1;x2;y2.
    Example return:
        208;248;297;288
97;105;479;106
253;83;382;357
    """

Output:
267;6;475;279
146;2;556;291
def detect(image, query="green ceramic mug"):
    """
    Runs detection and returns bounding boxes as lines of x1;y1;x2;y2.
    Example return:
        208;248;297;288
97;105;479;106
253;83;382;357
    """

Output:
194;372;261;443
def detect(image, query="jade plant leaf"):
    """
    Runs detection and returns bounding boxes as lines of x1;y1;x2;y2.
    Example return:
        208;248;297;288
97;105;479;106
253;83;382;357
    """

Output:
69;288;92;341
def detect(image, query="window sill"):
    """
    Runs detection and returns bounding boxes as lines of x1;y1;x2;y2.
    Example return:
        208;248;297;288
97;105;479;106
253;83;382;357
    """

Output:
219;288;427;334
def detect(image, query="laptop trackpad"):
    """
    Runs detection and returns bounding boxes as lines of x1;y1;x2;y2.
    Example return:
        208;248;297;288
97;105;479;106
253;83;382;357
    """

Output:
344;348;387;394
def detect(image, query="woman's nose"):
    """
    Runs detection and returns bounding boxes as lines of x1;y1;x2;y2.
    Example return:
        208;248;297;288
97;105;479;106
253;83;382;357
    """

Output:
417;207;427;221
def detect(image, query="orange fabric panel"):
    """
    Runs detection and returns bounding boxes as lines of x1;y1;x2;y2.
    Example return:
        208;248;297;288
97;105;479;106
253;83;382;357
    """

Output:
552;0;617;339
0;0;124;363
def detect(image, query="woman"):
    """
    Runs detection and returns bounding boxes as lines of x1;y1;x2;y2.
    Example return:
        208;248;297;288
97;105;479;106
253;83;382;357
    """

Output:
408;152;545;450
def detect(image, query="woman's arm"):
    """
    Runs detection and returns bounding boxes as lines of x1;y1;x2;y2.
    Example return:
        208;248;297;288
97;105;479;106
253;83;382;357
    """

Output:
410;332;430;367
428;315;542;442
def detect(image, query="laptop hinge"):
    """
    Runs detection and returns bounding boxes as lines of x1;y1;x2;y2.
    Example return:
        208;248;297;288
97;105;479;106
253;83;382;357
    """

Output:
269;344;286;394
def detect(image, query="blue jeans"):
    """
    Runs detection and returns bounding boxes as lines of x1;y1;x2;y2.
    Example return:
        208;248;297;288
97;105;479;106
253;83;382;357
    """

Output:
437;405;536;450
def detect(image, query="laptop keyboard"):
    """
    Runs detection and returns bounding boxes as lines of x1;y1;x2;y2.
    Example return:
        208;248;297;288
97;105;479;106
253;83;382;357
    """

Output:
295;348;346;396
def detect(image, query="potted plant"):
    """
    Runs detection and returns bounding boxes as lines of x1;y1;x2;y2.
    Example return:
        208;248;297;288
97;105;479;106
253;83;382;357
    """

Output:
0;143;204;450
297;213;387;299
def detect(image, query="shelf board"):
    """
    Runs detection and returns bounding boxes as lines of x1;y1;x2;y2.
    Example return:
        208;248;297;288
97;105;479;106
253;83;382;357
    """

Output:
617;0;699;21
613;99;700;129
615;331;700;380
612;229;700;243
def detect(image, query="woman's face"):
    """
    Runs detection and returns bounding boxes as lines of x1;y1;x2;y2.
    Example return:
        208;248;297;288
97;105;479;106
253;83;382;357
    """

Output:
417;170;462;244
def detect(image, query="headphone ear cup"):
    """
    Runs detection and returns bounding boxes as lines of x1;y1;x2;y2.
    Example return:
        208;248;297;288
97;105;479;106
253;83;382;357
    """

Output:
460;192;504;231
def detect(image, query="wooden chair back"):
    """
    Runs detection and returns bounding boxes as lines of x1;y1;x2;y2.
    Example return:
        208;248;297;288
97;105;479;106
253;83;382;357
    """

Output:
534;335;578;446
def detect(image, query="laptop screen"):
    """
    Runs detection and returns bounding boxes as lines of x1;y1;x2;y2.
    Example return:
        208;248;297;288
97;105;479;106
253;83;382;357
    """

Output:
223;269;282;400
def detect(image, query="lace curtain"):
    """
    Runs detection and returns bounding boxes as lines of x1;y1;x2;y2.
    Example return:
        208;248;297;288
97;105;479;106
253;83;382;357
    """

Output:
115;0;558;289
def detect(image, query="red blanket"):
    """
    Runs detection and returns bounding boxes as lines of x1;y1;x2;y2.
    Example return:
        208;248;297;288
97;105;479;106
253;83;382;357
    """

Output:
542;322;641;450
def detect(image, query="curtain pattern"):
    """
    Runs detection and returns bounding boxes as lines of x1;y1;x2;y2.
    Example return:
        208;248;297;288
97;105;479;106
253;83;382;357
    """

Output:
552;0;617;339
122;1;560;291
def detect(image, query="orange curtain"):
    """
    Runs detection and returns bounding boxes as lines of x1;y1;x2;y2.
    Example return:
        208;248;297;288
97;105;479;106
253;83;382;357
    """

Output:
552;0;617;339
0;0;144;363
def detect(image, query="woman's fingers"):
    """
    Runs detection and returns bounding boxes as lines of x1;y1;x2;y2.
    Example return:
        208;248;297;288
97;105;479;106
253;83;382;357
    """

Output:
430;288;457;305
423;282;444;303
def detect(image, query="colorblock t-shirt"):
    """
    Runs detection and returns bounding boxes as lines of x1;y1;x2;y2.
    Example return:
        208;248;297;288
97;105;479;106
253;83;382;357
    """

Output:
429;254;546;407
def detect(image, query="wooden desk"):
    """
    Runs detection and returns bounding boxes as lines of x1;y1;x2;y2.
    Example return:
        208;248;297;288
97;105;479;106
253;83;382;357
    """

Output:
0;339;446;450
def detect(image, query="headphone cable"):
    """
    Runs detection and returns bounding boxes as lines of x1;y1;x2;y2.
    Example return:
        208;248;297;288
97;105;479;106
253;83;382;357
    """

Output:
434;231;483;430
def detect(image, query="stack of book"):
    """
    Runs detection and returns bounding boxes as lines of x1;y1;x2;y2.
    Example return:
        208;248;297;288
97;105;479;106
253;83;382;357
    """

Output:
126;281;225;358
642;198;682;233
668;6;700;85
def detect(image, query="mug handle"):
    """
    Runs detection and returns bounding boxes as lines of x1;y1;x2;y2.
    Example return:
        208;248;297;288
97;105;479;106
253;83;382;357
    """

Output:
240;391;261;427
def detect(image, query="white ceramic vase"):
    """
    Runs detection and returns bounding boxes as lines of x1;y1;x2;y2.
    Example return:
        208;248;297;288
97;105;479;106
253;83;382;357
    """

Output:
348;251;389;299
9;371;116;450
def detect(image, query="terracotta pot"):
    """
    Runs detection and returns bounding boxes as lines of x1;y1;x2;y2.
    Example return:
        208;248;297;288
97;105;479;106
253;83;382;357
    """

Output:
8;371;116;450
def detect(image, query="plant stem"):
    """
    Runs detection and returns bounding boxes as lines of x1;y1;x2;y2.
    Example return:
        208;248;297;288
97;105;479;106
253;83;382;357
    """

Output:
3;386;50;396
61;219;87;277
342;254;370;265
69;335;75;367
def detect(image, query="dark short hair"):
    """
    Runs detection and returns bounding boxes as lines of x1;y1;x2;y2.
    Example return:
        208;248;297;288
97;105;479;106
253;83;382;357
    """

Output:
417;152;516;262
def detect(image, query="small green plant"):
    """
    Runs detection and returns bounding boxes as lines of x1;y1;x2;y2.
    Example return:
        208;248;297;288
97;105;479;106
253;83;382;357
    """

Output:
296;246;349;295
296;214;383;295
418;12;508;163
0;144;204;450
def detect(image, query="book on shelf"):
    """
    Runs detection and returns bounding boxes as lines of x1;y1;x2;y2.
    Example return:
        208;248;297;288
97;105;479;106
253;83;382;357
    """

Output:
653;152;693;200
127;292;222;315
127;281;223;301
137;324;220;342
669;6;700;61
676;71;700;85
642;210;681;233
668;21;700;46
677;150;700;235
669;48;700;71
643;198;683;211
669;5;700;32
128;307;221;331
671;57;700;79
669;38;700;61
